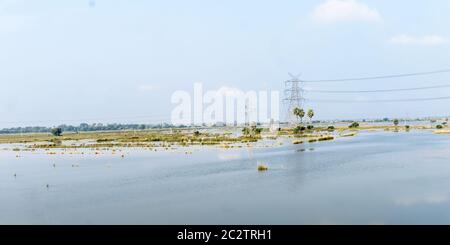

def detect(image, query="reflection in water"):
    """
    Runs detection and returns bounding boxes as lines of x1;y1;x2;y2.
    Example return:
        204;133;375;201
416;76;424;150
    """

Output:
0;131;450;224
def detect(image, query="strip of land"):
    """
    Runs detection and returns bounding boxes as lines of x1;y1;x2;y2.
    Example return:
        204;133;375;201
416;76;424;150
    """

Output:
0;123;446;151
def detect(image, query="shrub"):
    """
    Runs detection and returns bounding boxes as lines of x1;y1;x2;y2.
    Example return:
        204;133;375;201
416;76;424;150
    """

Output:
253;128;263;135
405;125;410;130
437;125;444;129
307;125;314;130
293;126;306;134
327;126;335;131
242;127;250;135
51;127;63;136
349;122;360;128
393;119;399;126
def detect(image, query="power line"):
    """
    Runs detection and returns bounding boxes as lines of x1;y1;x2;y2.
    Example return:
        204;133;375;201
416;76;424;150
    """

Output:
302;69;450;83
306;96;450;103
304;83;450;93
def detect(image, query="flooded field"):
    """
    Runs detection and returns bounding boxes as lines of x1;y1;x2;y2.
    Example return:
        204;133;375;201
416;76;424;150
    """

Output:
1;130;450;224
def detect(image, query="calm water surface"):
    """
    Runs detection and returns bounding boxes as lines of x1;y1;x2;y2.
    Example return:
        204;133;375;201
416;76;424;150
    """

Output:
1;131;450;224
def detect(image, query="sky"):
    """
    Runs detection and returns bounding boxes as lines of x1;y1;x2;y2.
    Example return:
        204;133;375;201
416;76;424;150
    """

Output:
1;0;450;127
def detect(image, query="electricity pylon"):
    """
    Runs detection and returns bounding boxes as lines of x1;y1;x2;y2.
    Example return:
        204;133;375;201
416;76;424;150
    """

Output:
284;73;305;125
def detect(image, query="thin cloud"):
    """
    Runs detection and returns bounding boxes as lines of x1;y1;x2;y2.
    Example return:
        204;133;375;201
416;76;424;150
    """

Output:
312;0;381;24
390;34;448;46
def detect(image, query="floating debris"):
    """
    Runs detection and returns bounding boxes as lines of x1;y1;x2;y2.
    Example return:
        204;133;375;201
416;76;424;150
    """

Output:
340;132;357;137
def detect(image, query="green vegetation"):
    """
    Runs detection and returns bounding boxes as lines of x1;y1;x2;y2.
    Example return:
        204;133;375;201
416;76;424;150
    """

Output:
242;126;263;137
437;125;444;129
393;119;399;126
242;127;250;136
293;126;306;134
349;122;360;128
51;128;63;136
307;109;314;122
0;129;264;149
318;136;334;141
293;107;305;124
257;164;269;171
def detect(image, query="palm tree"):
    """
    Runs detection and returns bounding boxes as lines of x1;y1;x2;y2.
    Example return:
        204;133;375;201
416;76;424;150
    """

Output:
307;109;314;122
293;107;305;124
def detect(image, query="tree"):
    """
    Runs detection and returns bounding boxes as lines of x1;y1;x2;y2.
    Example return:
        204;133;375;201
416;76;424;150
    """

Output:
307;109;314;122
293;107;305;123
393;119;399;126
51;127;63;136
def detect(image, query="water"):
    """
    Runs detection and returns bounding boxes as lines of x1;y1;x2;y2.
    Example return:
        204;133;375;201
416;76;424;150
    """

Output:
1;131;450;224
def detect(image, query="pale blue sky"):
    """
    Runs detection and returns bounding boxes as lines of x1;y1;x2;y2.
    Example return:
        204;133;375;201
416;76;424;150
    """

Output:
1;0;450;127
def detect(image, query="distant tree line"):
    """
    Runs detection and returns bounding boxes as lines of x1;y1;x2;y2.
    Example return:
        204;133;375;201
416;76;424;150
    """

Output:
0;123;179;135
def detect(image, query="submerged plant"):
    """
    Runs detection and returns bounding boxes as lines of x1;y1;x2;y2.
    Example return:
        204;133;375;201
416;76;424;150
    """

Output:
257;163;269;171
293;140;303;145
